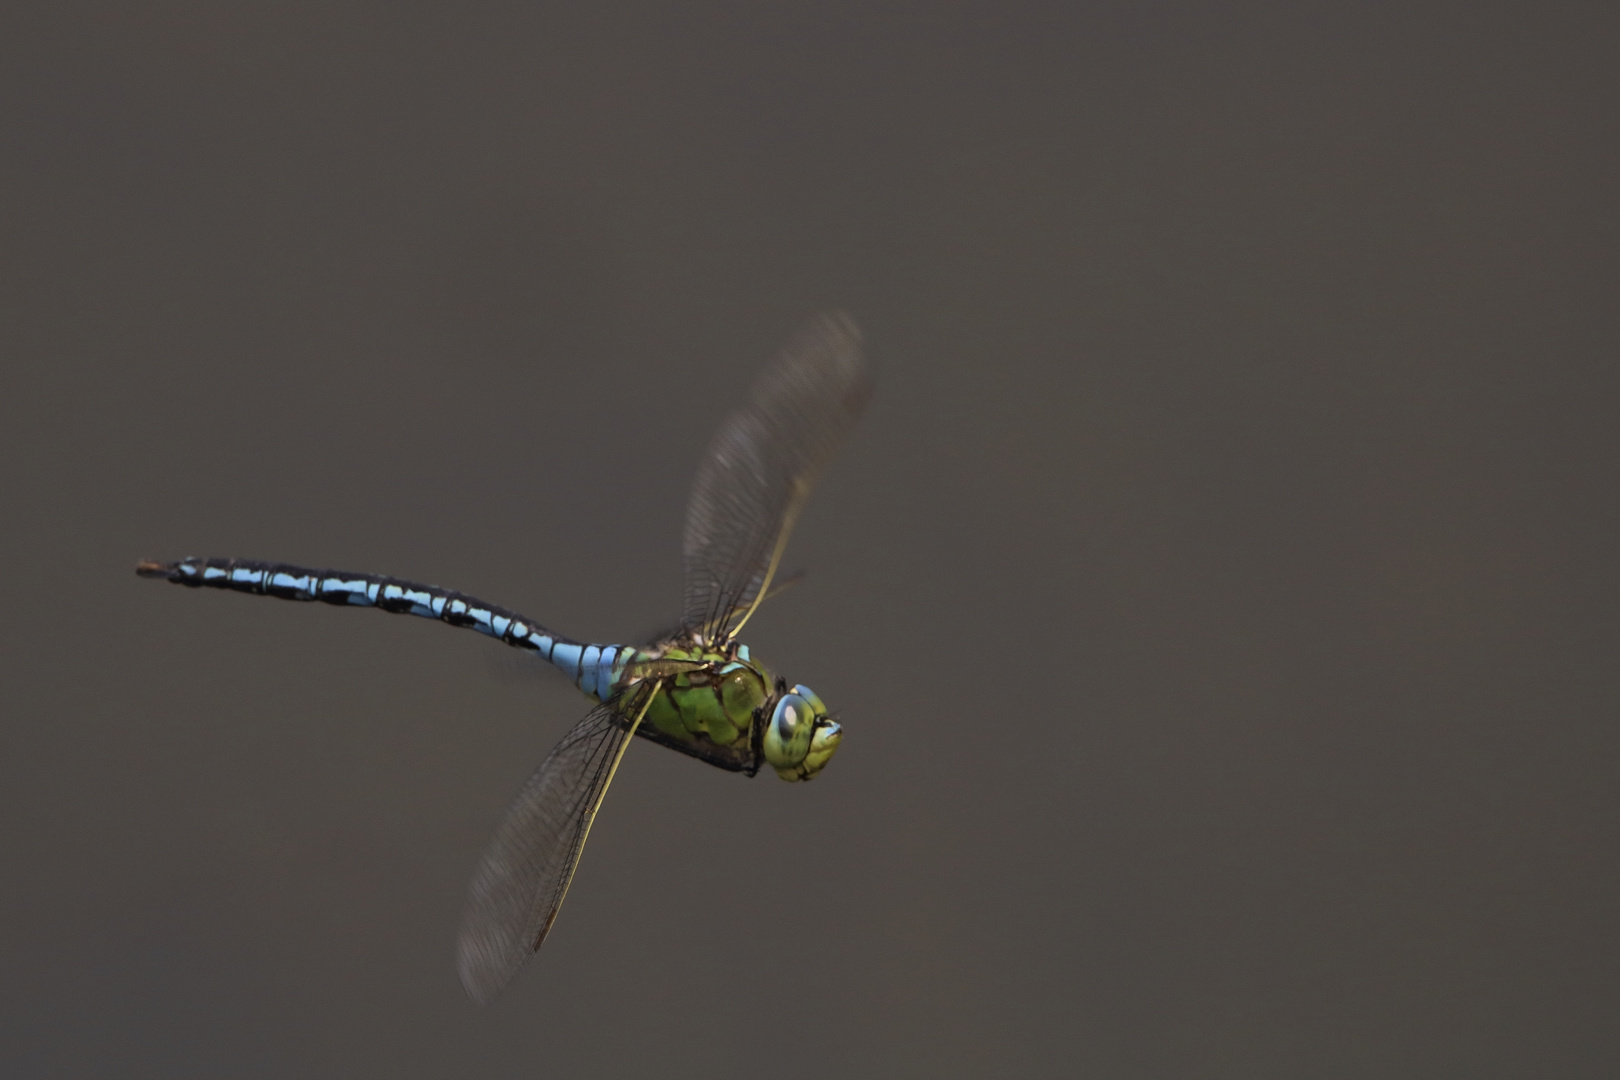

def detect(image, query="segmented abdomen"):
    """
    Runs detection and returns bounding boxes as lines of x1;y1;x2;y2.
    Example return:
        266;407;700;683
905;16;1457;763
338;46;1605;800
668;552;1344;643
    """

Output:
137;556;628;701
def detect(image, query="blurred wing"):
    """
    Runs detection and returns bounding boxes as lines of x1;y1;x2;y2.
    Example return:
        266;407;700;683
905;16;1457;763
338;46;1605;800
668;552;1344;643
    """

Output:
682;313;872;642
455;682;658;1005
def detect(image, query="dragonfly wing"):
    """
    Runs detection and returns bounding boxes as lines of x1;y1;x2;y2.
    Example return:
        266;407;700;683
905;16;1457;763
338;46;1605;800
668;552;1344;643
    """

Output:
455;682;657;1004
682;313;872;642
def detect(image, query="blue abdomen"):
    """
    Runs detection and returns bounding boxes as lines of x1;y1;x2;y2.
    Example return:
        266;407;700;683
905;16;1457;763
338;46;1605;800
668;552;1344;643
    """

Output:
138;556;627;701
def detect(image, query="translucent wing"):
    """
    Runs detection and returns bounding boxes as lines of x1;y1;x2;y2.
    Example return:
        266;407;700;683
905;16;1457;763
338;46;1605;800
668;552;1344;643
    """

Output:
455;682;657;1004
682;313;872;642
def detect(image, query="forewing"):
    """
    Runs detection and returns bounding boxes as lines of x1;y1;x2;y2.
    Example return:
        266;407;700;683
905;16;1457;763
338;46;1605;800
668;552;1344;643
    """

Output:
455;683;653;1004
682;313;871;641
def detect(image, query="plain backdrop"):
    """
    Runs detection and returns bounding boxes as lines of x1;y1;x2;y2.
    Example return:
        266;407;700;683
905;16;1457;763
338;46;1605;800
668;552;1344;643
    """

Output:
2;2;1617;1076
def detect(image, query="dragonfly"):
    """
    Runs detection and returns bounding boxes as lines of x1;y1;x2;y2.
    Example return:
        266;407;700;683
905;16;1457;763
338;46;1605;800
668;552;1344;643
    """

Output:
137;314;870;1004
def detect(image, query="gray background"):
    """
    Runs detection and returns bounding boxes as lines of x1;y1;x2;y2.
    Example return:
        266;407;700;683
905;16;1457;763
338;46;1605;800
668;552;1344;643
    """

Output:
3;2;1617;1076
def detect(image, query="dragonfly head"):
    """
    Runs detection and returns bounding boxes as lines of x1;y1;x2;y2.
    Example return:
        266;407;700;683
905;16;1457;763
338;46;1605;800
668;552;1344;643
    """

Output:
761;681;842;781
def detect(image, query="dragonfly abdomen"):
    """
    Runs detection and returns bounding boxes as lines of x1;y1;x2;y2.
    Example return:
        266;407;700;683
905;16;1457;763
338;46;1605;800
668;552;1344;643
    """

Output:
135;557;630;695
553;642;632;703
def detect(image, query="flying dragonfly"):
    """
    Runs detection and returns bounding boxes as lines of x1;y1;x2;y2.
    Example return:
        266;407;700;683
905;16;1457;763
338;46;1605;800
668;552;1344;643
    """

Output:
137;314;870;1004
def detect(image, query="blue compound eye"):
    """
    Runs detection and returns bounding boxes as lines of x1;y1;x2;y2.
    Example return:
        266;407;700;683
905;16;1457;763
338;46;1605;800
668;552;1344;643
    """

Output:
774;694;807;738
791;685;828;715
763;694;812;770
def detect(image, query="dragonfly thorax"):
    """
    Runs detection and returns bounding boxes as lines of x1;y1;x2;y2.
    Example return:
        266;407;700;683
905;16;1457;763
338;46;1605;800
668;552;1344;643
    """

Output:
625;642;842;780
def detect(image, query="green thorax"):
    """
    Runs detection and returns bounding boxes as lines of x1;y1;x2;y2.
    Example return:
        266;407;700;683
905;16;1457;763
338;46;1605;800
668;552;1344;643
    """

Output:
617;641;772;773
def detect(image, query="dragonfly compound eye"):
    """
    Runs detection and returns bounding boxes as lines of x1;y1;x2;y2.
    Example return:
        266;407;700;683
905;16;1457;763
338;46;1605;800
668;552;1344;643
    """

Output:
763;687;842;781
763;694;812;775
